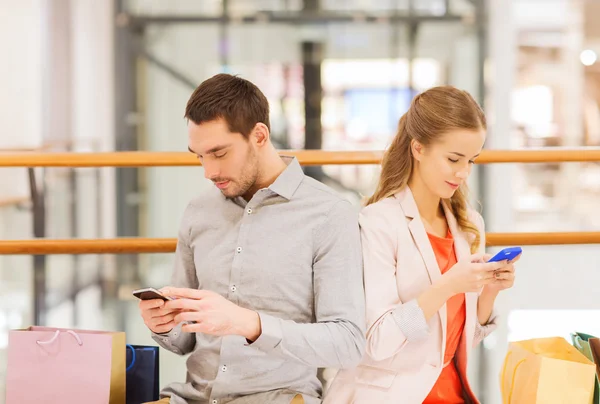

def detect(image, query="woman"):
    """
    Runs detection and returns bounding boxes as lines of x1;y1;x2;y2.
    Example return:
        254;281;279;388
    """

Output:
324;86;517;403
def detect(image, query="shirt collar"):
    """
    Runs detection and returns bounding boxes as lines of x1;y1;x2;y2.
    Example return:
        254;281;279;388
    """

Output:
229;156;304;207
267;156;304;200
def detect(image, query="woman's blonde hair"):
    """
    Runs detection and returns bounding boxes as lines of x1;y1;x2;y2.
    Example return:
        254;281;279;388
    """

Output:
366;86;486;253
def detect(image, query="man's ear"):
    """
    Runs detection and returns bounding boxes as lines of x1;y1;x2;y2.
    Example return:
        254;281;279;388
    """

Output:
250;123;270;147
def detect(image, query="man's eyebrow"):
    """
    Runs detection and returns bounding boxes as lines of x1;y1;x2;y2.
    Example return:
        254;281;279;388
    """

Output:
188;145;230;155
206;145;229;154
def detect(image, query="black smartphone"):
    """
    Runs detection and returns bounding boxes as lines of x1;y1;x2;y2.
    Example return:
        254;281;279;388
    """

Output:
132;287;173;301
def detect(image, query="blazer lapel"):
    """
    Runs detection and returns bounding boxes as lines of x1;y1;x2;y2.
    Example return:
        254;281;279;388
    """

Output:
443;200;478;356
396;187;447;345
442;201;469;262
396;188;442;285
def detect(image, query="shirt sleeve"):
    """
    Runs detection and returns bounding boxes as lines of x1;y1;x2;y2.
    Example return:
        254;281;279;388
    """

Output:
151;201;199;355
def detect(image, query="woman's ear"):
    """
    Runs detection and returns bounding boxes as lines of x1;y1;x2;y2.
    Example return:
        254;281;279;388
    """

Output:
411;139;424;161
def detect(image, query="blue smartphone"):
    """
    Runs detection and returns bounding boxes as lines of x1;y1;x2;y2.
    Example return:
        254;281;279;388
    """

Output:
487;247;522;262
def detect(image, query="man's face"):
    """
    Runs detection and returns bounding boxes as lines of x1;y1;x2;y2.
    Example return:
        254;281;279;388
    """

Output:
188;118;259;199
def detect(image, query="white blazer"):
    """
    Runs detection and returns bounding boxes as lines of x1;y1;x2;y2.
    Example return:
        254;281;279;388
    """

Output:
324;187;497;404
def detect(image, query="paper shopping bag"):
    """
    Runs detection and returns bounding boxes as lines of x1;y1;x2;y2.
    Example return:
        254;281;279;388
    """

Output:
126;345;160;404
500;336;596;404
5;326;126;404
572;332;600;403
590;339;600;374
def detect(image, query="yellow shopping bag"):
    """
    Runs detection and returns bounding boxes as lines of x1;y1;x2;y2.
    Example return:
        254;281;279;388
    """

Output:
500;337;596;404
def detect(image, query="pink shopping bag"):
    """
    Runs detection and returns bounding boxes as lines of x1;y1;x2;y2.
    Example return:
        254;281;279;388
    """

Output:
5;326;126;404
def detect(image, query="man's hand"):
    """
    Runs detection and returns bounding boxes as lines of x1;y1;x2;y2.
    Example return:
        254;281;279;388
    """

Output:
162;287;262;341
139;297;180;334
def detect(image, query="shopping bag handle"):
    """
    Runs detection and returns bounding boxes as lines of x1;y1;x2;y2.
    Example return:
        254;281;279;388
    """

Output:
126;344;136;372
500;351;527;404
36;330;83;346
572;333;585;351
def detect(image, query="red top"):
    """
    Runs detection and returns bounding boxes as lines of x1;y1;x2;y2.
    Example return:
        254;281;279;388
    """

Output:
422;229;466;404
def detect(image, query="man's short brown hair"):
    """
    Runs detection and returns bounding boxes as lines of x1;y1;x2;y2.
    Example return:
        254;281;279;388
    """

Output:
185;73;270;137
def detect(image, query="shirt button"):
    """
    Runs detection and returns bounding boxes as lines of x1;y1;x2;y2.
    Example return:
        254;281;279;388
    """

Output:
230;285;237;292
212;400;218;404
236;247;242;253
221;365;228;372
247;208;253;214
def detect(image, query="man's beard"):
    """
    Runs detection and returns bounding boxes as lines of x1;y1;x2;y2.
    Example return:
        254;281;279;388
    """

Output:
218;150;259;199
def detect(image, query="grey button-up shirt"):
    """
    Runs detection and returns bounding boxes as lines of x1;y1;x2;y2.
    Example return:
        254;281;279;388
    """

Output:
152;157;366;404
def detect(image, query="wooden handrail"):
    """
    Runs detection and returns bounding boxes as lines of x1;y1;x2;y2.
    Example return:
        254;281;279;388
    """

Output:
1;232;599;254
0;196;29;208
1;148;600;167
0;238;175;255
487;232;600;246
0;150;381;167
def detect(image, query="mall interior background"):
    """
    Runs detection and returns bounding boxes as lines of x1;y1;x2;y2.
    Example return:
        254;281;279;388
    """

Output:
1;0;600;403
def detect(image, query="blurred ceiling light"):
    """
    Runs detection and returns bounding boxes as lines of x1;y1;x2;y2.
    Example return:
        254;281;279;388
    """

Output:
580;49;597;66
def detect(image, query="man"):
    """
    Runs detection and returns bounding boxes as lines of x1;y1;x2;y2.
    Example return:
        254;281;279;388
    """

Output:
139;73;366;404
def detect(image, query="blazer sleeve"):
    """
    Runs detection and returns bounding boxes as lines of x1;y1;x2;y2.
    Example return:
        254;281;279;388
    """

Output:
473;211;498;346
361;202;430;362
